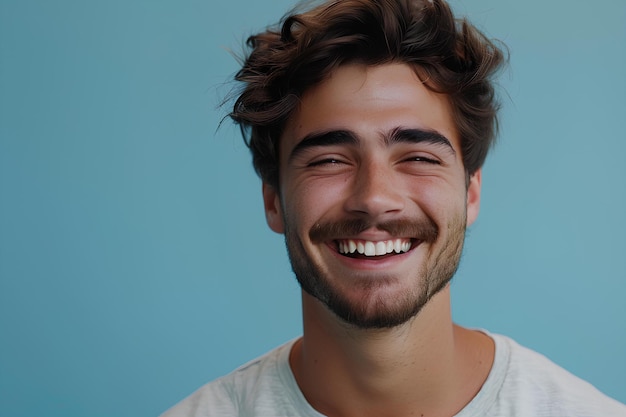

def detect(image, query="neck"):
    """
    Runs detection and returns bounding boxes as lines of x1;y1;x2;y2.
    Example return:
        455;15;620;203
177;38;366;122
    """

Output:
290;287;494;417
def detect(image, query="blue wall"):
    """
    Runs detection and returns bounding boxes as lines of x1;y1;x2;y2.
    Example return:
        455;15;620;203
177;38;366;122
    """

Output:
1;1;624;415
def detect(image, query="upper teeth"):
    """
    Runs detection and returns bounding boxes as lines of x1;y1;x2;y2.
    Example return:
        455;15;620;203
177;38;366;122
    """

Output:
337;239;412;256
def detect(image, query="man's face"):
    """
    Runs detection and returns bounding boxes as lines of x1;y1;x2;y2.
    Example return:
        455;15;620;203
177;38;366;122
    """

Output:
263;63;481;329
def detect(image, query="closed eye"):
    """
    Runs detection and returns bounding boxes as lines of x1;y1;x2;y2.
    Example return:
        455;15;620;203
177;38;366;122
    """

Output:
307;158;345;167
403;156;441;165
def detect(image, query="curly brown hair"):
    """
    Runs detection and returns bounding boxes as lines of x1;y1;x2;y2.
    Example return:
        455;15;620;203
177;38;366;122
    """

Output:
230;0;506;187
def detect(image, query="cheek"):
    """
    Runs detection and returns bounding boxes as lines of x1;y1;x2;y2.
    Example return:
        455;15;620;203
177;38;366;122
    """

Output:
407;180;465;219
285;179;349;224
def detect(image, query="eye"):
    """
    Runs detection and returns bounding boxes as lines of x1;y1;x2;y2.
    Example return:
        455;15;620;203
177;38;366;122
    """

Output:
403;155;441;165
307;157;345;167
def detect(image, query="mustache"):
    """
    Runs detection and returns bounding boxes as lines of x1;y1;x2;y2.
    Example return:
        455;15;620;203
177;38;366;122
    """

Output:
309;218;439;243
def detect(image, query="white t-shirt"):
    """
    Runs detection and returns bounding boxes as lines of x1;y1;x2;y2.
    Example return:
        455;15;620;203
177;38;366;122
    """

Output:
161;333;626;416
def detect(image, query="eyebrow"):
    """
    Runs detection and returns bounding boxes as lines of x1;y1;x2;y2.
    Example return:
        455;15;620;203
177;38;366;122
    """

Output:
288;130;358;162
288;127;455;162
387;127;456;156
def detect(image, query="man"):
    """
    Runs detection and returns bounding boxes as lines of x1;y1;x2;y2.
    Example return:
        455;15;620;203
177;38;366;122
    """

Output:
162;0;626;415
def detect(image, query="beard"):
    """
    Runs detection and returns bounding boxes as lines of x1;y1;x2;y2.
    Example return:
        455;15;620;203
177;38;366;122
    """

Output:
283;214;467;329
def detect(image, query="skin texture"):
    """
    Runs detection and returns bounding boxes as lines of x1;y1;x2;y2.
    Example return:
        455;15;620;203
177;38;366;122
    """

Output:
263;63;494;417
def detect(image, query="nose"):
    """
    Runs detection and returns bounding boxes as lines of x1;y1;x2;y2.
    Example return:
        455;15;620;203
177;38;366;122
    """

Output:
343;158;405;218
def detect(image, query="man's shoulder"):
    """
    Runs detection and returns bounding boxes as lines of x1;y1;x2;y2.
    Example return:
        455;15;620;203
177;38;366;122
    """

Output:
160;339;304;417
479;333;626;416
159;333;626;417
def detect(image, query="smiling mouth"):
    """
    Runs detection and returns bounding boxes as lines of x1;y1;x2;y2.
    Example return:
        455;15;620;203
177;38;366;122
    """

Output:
335;238;413;259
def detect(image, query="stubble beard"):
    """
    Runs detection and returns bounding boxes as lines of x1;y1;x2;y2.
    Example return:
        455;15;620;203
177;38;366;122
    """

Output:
283;213;467;329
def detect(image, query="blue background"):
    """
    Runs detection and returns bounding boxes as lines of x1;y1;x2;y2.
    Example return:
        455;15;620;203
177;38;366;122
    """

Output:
1;0;624;415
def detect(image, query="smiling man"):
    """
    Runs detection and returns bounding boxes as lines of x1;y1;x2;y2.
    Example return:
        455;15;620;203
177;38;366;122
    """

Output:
270;63;475;335
161;0;626;416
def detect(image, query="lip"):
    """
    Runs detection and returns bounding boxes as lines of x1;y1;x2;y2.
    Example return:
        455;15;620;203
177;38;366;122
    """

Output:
335;238;413;256
324;239;420;271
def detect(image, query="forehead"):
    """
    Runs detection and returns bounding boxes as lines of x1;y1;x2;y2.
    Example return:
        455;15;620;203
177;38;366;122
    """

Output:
281;63;459;153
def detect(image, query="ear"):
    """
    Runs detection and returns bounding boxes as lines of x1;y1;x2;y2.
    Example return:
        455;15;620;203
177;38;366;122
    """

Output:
262;182;285;234
465;169;482;227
